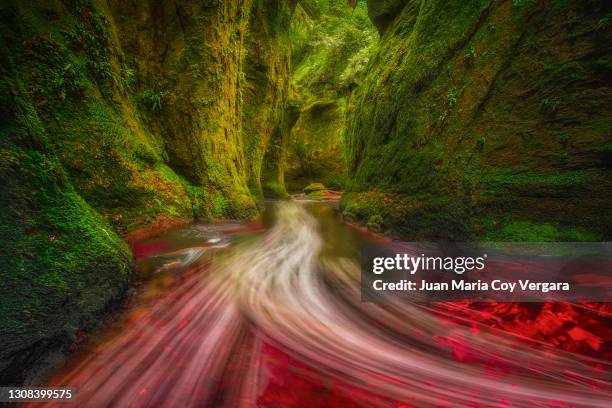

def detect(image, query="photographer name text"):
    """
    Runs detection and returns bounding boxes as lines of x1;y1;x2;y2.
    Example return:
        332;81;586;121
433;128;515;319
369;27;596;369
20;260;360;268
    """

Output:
373;279;570;293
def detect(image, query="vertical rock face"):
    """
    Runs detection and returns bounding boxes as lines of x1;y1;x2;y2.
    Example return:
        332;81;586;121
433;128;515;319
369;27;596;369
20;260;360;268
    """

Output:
0;0;292;383
286;99;347;190
242;0;294;198
284;0;377;191
108;0;258;216
344;0;612;240
367;0;408;34
0;79;131;385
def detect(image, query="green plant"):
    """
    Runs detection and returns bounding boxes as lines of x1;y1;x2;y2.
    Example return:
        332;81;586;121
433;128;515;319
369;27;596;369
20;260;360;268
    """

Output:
557;131;571;147
121;66;136;90
438;88;459;123
477;136;486;151
51;63;85;100
88;60;113;83
541;98;560;117
594;13;611;31
464;45;477;65
139;89;165;112
367;214;385;233
447;89;458;108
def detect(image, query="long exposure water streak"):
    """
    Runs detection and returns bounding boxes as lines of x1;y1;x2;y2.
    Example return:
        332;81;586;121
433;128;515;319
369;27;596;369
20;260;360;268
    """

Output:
30;201;611;407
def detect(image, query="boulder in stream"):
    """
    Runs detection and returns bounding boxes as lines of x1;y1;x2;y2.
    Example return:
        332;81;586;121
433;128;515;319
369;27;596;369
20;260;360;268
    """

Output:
303;183;328;199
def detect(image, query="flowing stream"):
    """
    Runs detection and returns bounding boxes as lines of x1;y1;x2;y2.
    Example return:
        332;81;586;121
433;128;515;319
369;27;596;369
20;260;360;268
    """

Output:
31;201;611;407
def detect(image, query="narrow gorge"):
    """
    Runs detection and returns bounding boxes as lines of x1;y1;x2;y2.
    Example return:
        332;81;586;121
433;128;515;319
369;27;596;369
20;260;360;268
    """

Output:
1;0;610;399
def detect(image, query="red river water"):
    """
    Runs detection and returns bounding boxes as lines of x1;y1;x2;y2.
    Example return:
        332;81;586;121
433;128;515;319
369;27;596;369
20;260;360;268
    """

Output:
28;201;611;407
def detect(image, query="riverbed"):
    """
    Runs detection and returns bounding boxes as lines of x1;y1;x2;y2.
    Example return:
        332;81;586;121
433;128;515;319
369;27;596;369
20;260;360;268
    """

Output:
30;200;611;407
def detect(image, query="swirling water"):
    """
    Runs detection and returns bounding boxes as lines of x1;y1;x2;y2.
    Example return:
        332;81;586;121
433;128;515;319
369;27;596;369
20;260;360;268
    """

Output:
32;201;611;407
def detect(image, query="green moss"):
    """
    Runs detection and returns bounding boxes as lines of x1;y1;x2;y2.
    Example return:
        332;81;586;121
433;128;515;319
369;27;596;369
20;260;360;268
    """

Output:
366;214;385;233
291;0;376;97
0;0;294;382
286;99;348;190
482;219;599;242
304;182;329;199
183;184;228;221
242;0;293;200
342;191;473;240
262;181;289;199
343;0;612;240
482;170;600;194
285;1;377;192
0;94;131;383
138;89;165;112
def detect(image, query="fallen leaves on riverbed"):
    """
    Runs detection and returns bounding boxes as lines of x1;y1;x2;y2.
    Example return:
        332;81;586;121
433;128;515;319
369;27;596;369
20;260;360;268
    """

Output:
437;302;611;360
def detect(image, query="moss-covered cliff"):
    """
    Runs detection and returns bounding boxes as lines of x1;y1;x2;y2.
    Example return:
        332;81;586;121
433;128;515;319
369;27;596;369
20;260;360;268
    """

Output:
108;0;267;218
242;1;294;199
0;0;293;383
343;0;612;240
285;0;377;191
0;88;131;384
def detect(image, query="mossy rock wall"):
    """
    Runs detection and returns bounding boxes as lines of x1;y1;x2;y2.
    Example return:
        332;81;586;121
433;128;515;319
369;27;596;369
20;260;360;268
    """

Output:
0;46;131;384
0;0;293;383
285;0;377;191
286;99;347;190
107;0;264;218
344;0;612;240
242;0;294;199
